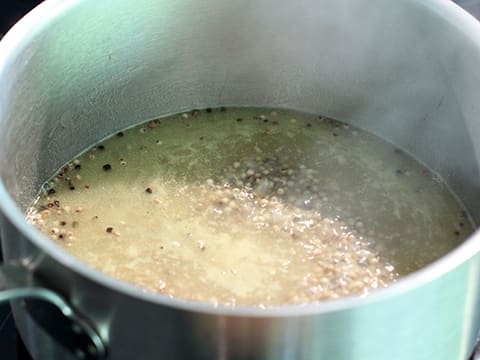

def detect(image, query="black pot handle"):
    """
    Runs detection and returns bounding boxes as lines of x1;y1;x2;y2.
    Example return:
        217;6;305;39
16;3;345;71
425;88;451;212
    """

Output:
0;261;107;360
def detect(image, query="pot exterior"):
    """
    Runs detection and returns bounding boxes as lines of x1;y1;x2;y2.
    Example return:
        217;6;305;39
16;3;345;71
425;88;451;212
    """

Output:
2;212;480;360
1;0;480;359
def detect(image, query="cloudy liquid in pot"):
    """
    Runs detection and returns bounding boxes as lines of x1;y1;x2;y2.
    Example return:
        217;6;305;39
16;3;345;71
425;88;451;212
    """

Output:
26;108;473;306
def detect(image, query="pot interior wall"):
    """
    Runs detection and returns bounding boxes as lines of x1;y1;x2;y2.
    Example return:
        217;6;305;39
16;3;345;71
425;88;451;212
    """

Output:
1;0;480;225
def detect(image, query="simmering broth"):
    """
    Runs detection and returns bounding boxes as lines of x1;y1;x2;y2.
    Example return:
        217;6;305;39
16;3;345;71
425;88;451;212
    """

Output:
26;108;473;306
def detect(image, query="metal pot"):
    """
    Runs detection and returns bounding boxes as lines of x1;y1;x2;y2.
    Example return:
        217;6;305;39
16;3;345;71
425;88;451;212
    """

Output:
1;0;480;359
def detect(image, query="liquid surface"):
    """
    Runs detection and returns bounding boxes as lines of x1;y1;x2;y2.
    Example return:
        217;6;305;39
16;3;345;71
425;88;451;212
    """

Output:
26;108;473;306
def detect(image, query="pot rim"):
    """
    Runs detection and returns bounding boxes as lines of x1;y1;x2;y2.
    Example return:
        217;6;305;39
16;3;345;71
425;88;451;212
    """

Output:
1;0;480;317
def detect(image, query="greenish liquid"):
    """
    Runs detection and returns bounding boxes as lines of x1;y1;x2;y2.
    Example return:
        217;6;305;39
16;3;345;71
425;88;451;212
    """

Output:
26;108;474;306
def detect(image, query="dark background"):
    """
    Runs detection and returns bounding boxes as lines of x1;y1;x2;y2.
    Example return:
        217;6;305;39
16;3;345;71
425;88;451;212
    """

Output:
0;1;43;37
1;0;480;359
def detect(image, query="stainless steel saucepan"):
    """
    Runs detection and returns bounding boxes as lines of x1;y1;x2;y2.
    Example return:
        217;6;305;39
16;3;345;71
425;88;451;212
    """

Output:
1;0;480;359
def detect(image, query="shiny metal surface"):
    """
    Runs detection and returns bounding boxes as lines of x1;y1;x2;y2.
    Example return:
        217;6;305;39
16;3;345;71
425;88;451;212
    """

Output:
1;0;480;359
0;262;106;359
